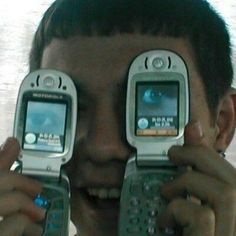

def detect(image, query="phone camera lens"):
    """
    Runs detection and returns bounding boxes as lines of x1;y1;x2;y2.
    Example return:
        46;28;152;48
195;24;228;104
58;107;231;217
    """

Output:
152;57;165;69
43;76;54;87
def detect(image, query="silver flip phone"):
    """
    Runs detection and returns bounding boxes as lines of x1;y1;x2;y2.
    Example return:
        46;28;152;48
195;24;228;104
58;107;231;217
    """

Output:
13;69;77;236
119;50;189;235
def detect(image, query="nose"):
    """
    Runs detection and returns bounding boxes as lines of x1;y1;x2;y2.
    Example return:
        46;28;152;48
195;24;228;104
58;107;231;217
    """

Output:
82;99;132;164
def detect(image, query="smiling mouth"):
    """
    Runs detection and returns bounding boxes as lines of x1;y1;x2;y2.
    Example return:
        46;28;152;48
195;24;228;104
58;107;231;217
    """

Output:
87;187;121;199
77;187;121;210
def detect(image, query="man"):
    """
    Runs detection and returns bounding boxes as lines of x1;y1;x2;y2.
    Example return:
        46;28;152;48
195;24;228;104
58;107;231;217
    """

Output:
0;0;235;235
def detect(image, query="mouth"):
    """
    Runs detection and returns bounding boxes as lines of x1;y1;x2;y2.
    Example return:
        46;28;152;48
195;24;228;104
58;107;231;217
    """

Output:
87;187;121;199
76;187;121;212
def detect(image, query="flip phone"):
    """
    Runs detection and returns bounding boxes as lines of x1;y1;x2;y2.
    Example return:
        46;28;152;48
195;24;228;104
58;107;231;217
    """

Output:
13;69;77;236
119;50;189;235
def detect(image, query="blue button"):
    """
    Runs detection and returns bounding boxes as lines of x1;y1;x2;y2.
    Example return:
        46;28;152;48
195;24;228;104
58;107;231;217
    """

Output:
34;194;50;209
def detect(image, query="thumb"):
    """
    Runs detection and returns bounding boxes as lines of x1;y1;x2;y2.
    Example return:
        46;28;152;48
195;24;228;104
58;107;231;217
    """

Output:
0;137;20;171
184;121;208;147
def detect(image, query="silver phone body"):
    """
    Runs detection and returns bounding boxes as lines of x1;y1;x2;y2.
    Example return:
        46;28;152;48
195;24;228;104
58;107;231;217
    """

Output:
13;69;77;236
119;50;189;236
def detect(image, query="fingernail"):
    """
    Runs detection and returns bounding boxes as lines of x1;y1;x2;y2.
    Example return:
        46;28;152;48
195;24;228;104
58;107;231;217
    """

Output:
192;121;203;137
39;207;47;219
1;137;19;151
31;207;46;221
36;205;47;220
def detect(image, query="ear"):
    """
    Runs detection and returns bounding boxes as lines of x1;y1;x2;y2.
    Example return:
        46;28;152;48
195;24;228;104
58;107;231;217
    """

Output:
214;88;236;151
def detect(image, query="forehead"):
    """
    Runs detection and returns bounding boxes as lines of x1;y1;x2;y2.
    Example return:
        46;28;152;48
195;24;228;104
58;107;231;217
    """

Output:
41;34;204;98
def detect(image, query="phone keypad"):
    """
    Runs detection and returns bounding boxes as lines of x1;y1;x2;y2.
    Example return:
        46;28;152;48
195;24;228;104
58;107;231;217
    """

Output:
34;186;69;236
120;169;177;236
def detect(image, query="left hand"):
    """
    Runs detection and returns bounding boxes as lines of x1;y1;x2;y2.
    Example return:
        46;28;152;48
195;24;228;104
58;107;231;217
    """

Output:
158;121;236;236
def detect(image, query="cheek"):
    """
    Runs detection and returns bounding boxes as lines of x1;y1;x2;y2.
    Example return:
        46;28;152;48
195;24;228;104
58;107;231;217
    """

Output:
75;119;86;140
75;105;93;141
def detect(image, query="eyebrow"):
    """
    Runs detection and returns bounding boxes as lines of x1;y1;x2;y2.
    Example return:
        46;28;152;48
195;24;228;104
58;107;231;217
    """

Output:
67;73;97;103
66;72;83;90
67;69;128;99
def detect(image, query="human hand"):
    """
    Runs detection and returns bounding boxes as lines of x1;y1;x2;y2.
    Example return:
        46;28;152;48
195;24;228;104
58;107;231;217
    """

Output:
158;121;236;236
0;138;45;236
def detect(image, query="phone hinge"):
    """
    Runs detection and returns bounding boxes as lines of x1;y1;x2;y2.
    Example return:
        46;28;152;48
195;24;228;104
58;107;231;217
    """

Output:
22;168;60;178
136;154;174;167
14;161;61;178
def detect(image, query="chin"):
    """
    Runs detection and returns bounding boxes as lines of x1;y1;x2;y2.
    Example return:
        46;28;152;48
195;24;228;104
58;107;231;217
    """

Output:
71;188;120;236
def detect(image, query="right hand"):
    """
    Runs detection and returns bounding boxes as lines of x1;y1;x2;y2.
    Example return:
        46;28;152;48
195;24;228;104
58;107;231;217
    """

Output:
0;137;46;236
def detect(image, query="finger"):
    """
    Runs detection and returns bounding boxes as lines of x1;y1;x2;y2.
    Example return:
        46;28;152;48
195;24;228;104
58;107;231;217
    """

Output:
162;171;236;236
184;120;207;146
0;138;20;171
24;223;43;236
157;198;215;236
235;222;236;236
0;191;46;221
168;145;236;187
0;171;42;197
0;213;43;236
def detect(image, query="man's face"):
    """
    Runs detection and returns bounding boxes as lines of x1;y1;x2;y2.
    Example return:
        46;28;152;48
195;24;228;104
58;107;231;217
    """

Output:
41;34;218;236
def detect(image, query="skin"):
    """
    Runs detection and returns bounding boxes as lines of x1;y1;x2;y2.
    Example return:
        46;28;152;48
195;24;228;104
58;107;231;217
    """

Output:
0;34;235;236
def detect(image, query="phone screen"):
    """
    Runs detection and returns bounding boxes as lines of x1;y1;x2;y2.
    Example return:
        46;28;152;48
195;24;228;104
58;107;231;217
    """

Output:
23;100;67;153
136;81;179;136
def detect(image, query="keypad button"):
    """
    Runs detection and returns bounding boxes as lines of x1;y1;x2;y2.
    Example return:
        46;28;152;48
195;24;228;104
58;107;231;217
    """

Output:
34;194;50;210
127;226;142;233
149;209;158;217
129;217;140;225
46;222;61;230
143;182;160;197
51;199;64;210
130;181;142;194
127;207;142;215
146;199;159;209
143;183;151;192
145;218;156;225
147;226;156;235
130;197;140;207
47;211;63;222
163;174;175;182
43;188;60;199
143;183;152;198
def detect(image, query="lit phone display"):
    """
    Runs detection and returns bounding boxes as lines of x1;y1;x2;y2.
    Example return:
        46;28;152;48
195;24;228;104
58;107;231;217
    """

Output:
23;100;67;152
136;82;179;136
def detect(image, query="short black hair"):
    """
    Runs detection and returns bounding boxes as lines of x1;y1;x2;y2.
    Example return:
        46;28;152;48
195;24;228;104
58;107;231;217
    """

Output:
29;0;234;115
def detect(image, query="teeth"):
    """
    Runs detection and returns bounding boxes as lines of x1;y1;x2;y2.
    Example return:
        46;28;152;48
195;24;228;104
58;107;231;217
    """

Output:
87;188;121;199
